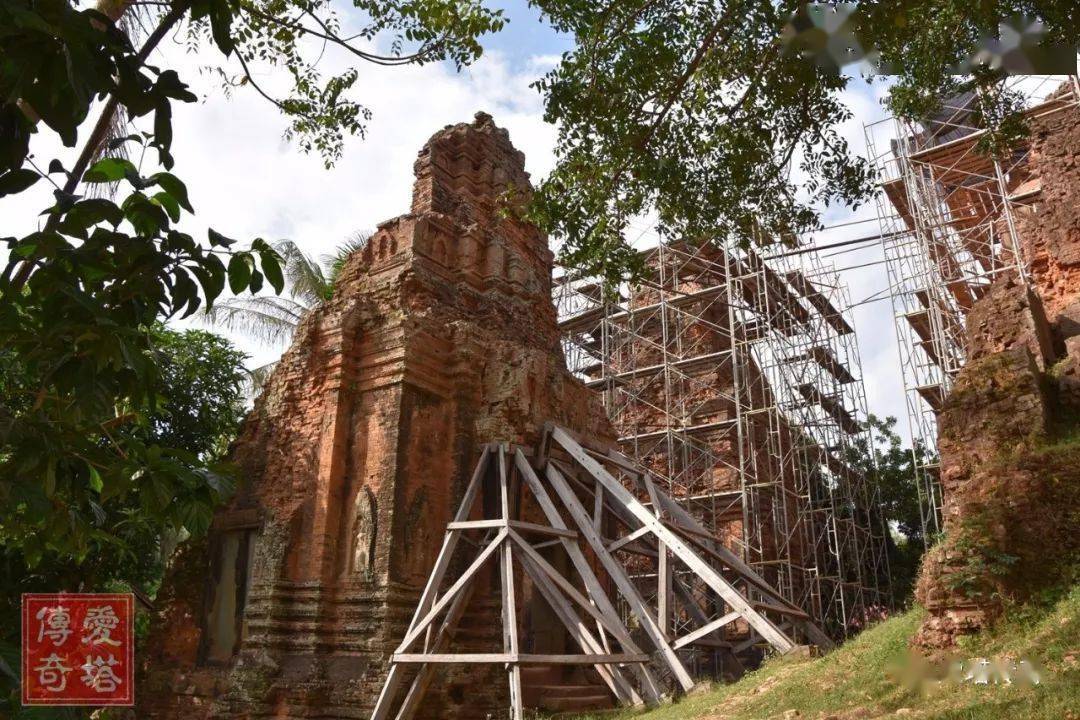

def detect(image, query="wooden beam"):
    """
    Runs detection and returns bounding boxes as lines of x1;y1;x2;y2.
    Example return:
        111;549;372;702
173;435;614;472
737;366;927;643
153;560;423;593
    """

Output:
447;519;577;539
391;653;649;664
606;526;651;553
543;463;696;692
672;612;741;650
498;445;524;720
513;450;662;704
551;427;796;654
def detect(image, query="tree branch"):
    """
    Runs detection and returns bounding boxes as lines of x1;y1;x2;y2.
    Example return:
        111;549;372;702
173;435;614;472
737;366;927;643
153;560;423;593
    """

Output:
236;1;448;67
8;0;194;291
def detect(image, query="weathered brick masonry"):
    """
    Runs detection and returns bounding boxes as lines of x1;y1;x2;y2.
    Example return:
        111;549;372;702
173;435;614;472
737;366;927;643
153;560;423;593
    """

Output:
140;113;613;718
914;96;1080;648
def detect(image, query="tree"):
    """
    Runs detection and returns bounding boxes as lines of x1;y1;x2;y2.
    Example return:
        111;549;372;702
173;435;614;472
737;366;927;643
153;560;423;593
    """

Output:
0;325;247;716
846;415;935;605
527;1;1080;285
0;0;501;627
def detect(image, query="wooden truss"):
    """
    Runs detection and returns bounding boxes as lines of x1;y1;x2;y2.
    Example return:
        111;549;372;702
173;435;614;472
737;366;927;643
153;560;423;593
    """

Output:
370;424;833;720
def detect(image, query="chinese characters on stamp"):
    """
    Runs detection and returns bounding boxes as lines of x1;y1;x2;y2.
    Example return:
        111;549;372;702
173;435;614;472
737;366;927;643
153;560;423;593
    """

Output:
22;594;134;706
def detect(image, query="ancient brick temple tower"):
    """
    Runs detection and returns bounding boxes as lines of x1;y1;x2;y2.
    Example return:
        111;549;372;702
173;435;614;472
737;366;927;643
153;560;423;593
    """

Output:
140;113;612;718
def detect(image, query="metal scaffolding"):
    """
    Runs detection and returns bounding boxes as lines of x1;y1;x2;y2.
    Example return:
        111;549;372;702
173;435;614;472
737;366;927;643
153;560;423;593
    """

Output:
554;235;888;644
864;76;1080;537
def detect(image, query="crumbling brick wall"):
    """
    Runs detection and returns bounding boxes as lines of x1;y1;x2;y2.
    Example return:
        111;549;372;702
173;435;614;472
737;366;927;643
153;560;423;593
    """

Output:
1021;97;1080;331
140;113;614;719
914;97;1080;649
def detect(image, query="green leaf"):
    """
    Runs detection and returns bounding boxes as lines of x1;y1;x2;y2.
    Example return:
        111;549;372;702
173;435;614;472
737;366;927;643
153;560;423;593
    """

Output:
88;466;103;493
154;100;173;154
151;172;193;212
228;252;252;294
121;192;169;235
107;134;143;152
260;248;284;294
208;227;235;247
248;268;263;294
180;499;213;537
84;157;138;183
152;191;181;223
209;0;235;55
64;198;124;229
44;458;57;497
0;168;40;197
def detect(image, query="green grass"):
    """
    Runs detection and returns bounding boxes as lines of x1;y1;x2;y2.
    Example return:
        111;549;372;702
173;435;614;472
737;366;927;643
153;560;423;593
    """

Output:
573;583;1080;720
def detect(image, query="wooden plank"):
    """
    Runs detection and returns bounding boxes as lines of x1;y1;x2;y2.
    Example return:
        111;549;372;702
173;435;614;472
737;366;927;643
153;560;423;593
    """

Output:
446;519;577;539
498;445;524;720
395;529;506;653
752;600;809;620
552;427;795;654
658;542;672;639
593;483;604;530
512;450;662;705
518;653;648;664
606;526;651;553
394;653;514;664
510;520;578;539
392;653;650;664
543;463;696;691
647;472;671;640
672;612;741;650
733;634;762;654
447;519;503;531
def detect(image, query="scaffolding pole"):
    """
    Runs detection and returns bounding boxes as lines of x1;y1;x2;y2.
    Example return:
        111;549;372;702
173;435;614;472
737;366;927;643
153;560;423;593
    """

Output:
555;235;888;648
864;75;1080;537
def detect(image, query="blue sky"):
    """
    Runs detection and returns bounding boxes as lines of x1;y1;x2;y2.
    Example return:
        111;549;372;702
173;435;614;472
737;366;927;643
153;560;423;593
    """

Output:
482;1;573;66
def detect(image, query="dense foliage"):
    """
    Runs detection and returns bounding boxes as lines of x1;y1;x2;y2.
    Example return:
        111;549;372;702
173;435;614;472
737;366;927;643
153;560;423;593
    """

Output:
0;2;501;572
846;415;935;604
0;3;501;713
528;1;1080;284
0;325;246;716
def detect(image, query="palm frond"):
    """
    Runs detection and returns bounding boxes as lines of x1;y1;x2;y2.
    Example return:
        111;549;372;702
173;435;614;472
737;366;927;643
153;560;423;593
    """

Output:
247;361;278;389
200;296;308;346
273;239;332;305
324;230;373;287
241;360;280;402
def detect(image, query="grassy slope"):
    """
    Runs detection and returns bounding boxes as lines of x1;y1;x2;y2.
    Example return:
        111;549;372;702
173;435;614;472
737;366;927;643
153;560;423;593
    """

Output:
575;584;1080;720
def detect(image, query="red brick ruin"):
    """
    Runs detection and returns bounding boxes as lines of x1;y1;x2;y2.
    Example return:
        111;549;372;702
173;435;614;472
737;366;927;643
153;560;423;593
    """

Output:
141;113;616;718
906;89;1080;648
138;80;1080;713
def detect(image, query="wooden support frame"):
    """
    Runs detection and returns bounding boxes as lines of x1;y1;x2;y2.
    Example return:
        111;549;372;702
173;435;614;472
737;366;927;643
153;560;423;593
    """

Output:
550;427;798;654
370;427;834;720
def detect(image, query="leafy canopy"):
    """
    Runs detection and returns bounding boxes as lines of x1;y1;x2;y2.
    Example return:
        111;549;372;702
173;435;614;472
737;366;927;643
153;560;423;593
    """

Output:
0;325;246;716
527;0;1080;285
845;415;936;604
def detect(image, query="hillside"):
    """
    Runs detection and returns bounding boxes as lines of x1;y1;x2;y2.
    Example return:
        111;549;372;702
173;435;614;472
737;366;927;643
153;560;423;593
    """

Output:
573;583;1080;720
